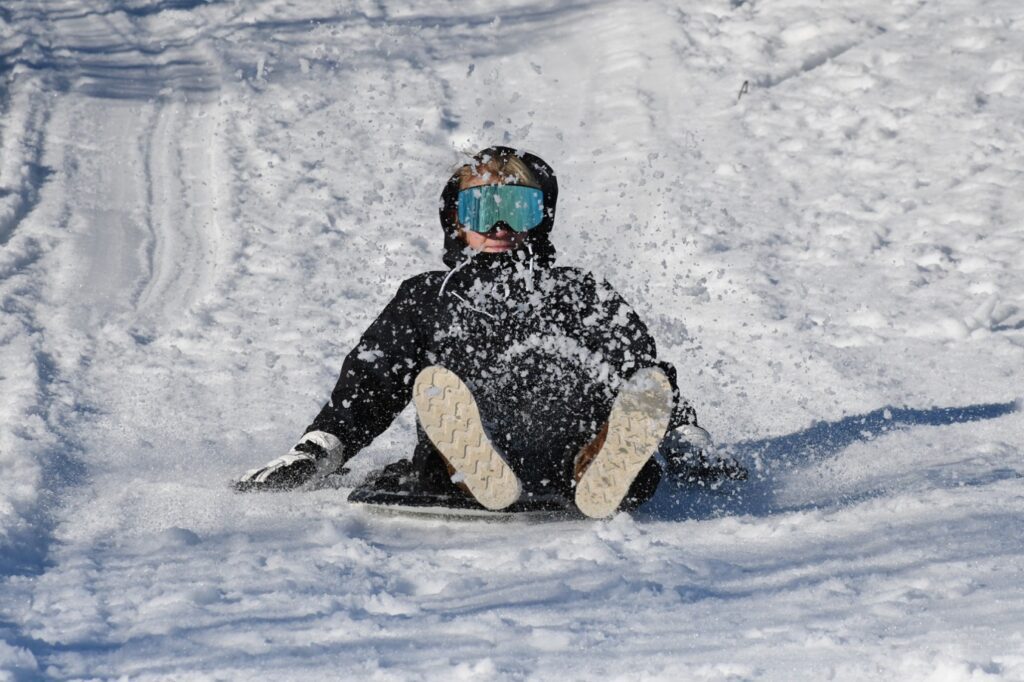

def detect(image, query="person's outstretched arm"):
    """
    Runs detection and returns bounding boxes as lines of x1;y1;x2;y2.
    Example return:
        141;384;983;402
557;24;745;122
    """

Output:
237;278;426;491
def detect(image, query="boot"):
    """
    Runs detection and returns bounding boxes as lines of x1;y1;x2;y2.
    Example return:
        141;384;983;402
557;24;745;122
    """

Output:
412;366;522;510
574;367;674;518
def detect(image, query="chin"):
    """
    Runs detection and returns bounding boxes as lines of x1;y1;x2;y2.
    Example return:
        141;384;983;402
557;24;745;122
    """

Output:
484;244;513;252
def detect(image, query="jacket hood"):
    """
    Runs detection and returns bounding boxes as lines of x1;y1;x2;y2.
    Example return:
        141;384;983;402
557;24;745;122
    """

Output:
438;146;558;270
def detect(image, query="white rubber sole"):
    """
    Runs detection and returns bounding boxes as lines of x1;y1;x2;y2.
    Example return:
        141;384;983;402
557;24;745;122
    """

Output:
412;366;522;511
574;367;674;518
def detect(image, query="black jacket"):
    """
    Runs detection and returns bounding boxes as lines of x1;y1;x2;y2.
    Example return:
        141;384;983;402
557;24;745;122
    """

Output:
306;152;696;493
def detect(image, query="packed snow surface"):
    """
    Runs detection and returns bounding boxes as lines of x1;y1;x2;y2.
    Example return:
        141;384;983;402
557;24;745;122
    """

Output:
2;0;1024;679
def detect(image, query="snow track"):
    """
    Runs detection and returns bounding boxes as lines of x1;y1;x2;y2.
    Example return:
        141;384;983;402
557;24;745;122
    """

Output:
136;99;226;323
0;0;229;578
2;0;1024;679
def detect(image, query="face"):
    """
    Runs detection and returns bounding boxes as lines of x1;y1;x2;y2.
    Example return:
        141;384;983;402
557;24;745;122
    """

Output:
458;170;527;253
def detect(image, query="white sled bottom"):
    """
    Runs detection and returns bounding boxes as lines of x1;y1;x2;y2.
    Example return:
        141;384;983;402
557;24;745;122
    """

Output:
412;366;522;511
350;499;572;522
575;367;674;518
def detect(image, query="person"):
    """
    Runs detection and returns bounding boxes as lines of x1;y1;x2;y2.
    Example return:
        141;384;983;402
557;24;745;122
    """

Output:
236;146;742;517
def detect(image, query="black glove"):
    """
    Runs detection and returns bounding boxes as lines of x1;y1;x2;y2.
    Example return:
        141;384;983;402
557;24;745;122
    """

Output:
236;441;333;492
662;425;747;484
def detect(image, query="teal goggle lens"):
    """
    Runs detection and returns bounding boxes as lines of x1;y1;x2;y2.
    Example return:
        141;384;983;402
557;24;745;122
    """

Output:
457;185;545;233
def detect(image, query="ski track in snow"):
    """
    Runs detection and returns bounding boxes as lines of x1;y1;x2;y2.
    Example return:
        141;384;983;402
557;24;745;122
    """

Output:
2;0;1024;679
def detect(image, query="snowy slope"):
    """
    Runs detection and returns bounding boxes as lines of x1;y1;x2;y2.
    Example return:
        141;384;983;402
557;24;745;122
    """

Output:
1;0;1023;679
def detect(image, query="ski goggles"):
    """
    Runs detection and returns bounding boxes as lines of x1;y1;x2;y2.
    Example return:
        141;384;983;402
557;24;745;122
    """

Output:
457;185;545;233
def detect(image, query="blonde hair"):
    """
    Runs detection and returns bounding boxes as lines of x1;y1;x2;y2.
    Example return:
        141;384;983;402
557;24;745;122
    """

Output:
456;151;541;189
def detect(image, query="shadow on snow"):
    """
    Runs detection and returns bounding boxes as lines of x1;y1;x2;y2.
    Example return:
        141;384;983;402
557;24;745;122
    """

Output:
641;400;1021;522
0;349;90;578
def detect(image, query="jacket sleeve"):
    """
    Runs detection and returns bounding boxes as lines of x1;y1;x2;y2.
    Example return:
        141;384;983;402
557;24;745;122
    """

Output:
303;278;427;462
587;276;698;430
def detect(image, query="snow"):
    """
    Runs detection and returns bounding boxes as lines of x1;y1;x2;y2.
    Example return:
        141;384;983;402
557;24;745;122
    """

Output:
1;0;1023;678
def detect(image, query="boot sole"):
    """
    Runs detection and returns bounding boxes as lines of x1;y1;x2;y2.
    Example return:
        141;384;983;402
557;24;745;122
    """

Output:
412;366;521;511
575;367;673;518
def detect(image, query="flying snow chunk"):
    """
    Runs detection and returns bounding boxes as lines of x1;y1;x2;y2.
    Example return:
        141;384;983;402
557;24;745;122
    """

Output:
358;349;384;363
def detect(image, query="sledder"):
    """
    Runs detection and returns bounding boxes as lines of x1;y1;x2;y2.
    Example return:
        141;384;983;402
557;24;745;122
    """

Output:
236;146;745;517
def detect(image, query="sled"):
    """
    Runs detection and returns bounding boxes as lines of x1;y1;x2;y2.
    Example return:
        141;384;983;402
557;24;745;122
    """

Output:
346;459;575;519
348;488;576;519
346;452;747;519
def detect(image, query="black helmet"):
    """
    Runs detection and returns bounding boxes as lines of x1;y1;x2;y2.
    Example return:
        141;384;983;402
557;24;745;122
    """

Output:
439;146;558;268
